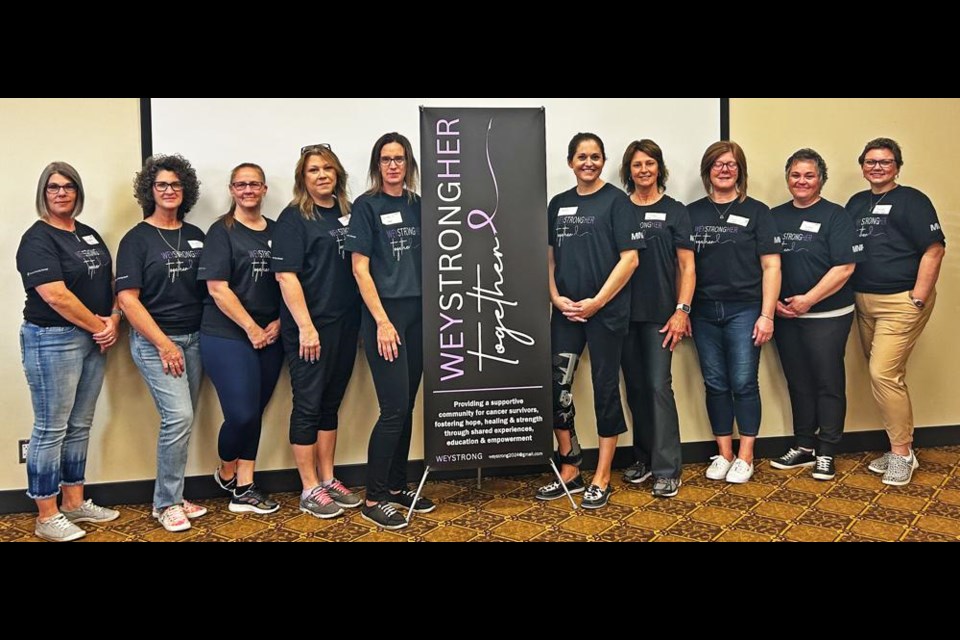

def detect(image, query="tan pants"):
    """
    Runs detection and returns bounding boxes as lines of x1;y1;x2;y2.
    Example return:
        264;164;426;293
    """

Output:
855;290;937;447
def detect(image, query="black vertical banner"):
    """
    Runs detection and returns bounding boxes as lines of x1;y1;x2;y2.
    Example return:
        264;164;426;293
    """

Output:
421;107;553;472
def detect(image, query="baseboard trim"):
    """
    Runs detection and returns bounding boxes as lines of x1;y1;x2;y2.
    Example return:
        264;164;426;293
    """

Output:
3;425;958;515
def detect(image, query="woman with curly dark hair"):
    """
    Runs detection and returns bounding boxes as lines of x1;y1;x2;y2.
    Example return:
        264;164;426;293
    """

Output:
117;154;209;533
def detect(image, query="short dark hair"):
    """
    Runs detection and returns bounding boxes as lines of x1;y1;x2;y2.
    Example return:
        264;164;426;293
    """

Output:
858;137;903;169
620;139;669;194
133;154;201;220
785;148;829;186
567;133;606;163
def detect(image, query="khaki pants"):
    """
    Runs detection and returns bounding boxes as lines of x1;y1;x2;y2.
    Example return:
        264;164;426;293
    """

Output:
855;290;937;447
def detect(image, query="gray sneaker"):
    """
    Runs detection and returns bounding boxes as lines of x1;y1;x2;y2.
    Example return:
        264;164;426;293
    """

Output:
35;514;86;542
61;499;120;524
868;452;895;474
652;477;682;499
299;486;344;519
623;461;653;485
325;478;362;509
882;454;919;487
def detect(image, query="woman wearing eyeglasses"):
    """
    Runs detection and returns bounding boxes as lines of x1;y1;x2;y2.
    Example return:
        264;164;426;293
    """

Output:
769;149;862;482
346;132;434;530
688;141;782;484
16;162;121;542
847;138;945;486
198;164;283;515
272;145;361;521
117;154;209;533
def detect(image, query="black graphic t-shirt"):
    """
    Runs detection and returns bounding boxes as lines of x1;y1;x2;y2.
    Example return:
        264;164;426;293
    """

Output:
688;196;782;303
344;192;422;299
846;186;946;294
115;221;205;335
548;183;645;333
771;198;863;313
198;217;281;341
17;220;113;327
272;202;359;328
628;195;695;324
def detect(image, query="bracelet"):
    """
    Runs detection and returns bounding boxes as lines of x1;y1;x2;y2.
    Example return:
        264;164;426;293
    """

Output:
111;309;123;318
760;314;774;322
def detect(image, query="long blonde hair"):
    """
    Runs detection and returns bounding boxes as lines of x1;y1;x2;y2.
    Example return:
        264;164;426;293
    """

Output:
291;147;351;219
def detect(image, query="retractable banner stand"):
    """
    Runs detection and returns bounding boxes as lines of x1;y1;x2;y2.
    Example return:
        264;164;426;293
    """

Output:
421;107;553;472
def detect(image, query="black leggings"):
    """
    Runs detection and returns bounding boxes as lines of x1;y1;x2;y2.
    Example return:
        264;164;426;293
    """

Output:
362;298;423;503
774;313;854;456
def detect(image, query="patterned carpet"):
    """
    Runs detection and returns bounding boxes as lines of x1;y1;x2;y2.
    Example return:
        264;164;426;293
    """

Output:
3;447;960;542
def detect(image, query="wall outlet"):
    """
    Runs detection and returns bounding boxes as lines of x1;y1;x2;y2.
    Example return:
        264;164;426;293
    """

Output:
19;440;29;464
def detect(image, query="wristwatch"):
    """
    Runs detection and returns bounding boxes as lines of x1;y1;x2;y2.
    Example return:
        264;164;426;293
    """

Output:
676;303;691;314
909;292;925;309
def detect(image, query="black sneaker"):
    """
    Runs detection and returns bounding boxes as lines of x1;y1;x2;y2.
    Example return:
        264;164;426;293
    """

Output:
389;489;436;514
535;474;585;501
229;485;280;514
623;461;653;485
770;448;816;470
361;502;408;530
812;456;836;481
214;466;237;493
581;484;613;510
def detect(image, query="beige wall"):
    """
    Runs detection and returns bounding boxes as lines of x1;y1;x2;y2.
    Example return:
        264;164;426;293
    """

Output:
2;98;957;492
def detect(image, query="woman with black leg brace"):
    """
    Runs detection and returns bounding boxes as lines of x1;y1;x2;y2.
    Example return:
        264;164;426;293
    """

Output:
536;132;643;510
347;133;436;531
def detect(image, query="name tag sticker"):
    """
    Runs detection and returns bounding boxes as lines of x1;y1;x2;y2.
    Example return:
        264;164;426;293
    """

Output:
82;235;99;245
646;212;667;222
558;207;578;217
381;212;403;226
800;221;822;233
727;215;750;227
873;205;892;215
339;215;351;227
188;240;204;249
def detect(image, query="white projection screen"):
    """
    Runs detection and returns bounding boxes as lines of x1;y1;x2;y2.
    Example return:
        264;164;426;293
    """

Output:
148;98;722;230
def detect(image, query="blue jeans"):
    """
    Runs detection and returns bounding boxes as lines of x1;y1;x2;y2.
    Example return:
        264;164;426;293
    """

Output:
691;301;762;438
20;322;106;500
130;330;202;510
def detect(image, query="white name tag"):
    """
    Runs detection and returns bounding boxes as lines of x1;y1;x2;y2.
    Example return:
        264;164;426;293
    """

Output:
558;207;578;217
268;240;272;248
339;215;351;227
800;221;822;234
727;214;750;227
82;235;99;245
646;212;667;222
873;205;892;215
188;240;204;249
381;212;403;226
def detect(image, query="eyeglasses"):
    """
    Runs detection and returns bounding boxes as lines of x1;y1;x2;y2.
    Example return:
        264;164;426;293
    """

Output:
45;183;78;195
301;143;332;155
231;181;265;191
712;161;739;172
154;181;184;193
863;159;897;169
380;156;407;167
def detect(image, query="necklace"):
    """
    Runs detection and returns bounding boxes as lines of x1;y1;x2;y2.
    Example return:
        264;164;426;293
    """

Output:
632;192;662;207
156;225;182;252
870;188;895;212
711;197;737;220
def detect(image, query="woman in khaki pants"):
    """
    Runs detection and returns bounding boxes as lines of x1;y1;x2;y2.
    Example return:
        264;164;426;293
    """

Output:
846;138;946;487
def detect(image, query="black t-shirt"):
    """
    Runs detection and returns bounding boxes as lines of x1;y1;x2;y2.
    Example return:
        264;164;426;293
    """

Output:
272;203;359;328
628;195;695;324
17;220;113;327
846;185;946;294
115;221;206;335
344;192;422;299
688;196;782;303
198;217;281;341
548;183;645;333
771;198;863;313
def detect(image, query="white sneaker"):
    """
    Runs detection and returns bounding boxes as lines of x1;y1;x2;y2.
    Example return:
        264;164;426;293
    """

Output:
156;505;191;533
726;458;755;484
706;455;734;480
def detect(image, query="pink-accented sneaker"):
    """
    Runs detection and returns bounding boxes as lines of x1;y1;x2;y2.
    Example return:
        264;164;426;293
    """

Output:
151;499;208;520
156;505;191;533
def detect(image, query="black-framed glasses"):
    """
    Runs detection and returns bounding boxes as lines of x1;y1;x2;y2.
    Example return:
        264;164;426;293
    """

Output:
231;181;265;191
154;181;184;193
379;156;407;167
45;183;78;195
301;143;332;155
863;159;896;169
712;161;739;172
